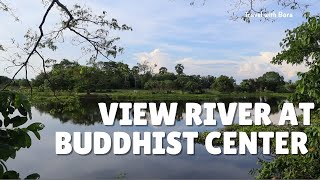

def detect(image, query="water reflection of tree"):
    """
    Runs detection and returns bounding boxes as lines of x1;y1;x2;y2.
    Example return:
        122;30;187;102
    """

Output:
34;96;109;125
34;97;189;125
33;96;285;125
218;96;285;115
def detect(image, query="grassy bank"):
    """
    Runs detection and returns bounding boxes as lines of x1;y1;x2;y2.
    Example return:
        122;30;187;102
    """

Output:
25;89;291;103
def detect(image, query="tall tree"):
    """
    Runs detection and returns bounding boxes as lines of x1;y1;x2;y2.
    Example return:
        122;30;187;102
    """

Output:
1;0;132;92
212;75;236;92
175;64;184;75
257;71;285;92
159;67;168;74
240;78;257;92
251;13;320;179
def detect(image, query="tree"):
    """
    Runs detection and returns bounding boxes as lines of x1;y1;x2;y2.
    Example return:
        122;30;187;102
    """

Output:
154;72;176;81
273;13;319;67
175;64;184;75
257;71;285;92
239;78;257;92
249;13;320;179
0;1;131;178
1;0;132;93
0;92;44;179
175;75;190;90
284;80;296;93
76;66;99;94
137;61;157;74
184;81;203;94
199;75;215;89
212;75;236;92
0;76;10;87
47;59;80;91
272;13;320;106
131;66;140;88
159;67;168;74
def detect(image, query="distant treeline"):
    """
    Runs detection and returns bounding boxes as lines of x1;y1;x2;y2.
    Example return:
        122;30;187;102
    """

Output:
0;59;296;94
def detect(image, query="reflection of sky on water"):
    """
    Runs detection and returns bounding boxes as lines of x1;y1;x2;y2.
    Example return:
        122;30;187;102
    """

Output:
6;98;302;179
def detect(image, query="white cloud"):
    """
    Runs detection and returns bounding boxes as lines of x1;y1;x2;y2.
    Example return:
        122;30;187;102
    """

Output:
237;52;309;80
0;0;316;80
176;57;240;77
134;49;309;81
134;49;173;73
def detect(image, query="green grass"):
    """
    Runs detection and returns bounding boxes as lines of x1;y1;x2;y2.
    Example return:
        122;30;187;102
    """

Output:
25;89;291;102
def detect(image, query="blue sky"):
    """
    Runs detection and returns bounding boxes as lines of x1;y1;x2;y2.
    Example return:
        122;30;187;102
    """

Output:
0;0;319;82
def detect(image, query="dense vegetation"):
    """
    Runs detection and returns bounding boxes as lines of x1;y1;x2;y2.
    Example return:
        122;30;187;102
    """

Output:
0;0;318;179
198;13;320;179
0;92;44;179
0;60;295;95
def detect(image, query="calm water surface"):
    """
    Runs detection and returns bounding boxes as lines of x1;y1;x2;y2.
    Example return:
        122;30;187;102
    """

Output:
6;96;297;179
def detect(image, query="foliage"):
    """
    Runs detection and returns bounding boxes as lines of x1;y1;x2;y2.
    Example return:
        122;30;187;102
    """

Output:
229;14;320;179
144;80;175;92
197;117;320;179
256;71;285;92
239;79;257;92
272;13;320;67
271;13;320;112
193;14;320;176
0;76;10;88
3;59;291;95
159;67;168;74
221;13;320;179
0;91;44;179
175;64;184;75
253;123;320;179
184;81;203;94
212;75;236;92
290;66;320;110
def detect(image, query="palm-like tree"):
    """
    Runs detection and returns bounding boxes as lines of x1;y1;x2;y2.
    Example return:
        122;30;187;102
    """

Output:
175;64;184;75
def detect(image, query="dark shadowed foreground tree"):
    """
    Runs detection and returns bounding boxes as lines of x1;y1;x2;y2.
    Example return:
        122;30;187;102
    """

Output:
252;13;320;179
195;12;320;180
0;92;44;179
273;13;320;108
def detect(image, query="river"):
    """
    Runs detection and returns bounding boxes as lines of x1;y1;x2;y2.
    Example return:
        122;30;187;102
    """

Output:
6;96;297;179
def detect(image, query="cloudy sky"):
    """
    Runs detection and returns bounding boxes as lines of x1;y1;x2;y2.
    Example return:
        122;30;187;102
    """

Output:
0;0;320;82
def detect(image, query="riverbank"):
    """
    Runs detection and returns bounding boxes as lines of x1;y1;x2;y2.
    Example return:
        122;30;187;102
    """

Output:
26;89;291;103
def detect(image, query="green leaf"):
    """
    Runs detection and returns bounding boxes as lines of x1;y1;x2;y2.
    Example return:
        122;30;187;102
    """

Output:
3;170;19;179
11;116;28;127
0;163;3;178
8;106;14;114
25;173;40;179
18;106;27;116
27;123;45;140
24;132;32;148
9;151;16;159
4;117;10;127
33;131;41;140
27;123;45;132
0;144;15;159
